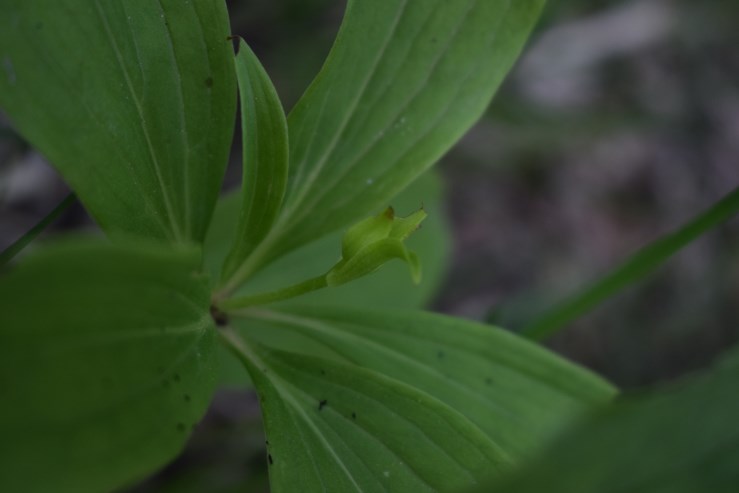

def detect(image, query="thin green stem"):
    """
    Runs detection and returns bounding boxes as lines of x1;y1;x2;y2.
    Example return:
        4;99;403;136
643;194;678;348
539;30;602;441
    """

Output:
0;193;76;268
218;274;328;311
217;326;259;366
521;185;739;341
216;327;271;389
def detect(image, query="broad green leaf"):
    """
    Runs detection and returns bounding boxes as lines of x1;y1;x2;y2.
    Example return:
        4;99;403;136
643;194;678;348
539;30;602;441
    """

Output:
480;347;739;493
231;0;546;279
0;240;217;492
221;40;289;283
232;306;617;462
0;0;236;243
522;184;739;340
221;330;511;492
207;171;450;389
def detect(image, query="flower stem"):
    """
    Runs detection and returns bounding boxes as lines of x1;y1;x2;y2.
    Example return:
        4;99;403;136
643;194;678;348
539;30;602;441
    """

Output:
217;274;328;311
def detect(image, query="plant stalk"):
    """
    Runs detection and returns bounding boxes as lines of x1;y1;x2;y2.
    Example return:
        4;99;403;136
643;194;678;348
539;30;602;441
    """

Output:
218;274;328;311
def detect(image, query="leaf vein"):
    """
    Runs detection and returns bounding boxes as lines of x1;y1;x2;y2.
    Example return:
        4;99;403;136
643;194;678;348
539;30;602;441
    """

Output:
96;0;183;240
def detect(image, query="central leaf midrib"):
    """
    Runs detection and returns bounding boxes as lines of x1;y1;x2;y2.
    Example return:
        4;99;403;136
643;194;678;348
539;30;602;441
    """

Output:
249;308;562;420
14;13;171;238
306;309;615;402
95;0;184;241
310;0;512;223
227;335;363;492
42;314;212;349
292;0;482;228
275;359;490;485
18;329;209;430
282;0;410;219
154;0;193;239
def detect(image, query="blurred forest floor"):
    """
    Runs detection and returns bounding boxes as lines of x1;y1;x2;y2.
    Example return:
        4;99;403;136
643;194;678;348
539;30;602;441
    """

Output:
1;1;738;490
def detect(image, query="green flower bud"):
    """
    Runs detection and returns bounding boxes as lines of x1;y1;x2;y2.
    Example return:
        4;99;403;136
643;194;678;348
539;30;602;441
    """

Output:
326;207;426;287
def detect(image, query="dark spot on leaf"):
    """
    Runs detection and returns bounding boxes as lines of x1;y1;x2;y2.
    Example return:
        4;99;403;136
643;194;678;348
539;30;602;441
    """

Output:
176;422;186;433
205;77;214;88
485;378;493;386
210;305;229;327
318;399;328;411
437;350;445;360
432;37;438;43
184;394;191;403
320;369;326;376
35;22;43;30
268;454;273;465
265;440;269;446
351;412;357;420
173;373;181;383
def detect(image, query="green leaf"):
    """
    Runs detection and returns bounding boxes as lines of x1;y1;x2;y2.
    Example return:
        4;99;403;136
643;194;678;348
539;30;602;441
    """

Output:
480;347;739;493
232;0;545;278
207;172;449;389
233;306;617;463
522;184;739;340
221;40;289;284
0;240;217;492
0;0;236;243
221;330;511;492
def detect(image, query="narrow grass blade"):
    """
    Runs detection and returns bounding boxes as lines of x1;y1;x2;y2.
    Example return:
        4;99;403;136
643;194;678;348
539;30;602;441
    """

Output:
0;193;75;268
522;185;739;340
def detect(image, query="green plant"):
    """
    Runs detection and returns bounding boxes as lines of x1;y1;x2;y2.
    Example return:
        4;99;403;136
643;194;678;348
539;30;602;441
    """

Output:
1;1;737;492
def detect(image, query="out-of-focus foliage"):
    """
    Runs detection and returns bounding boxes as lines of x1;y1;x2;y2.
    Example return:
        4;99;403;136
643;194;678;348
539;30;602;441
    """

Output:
477;346;739;493
0;241;216;492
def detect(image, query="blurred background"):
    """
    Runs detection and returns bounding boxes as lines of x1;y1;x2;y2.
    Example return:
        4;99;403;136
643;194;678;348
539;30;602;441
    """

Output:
1;1;737;490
